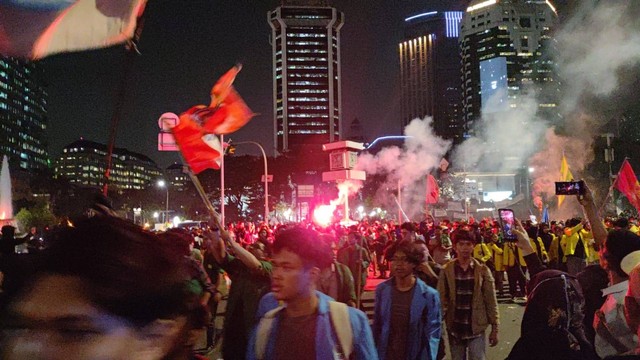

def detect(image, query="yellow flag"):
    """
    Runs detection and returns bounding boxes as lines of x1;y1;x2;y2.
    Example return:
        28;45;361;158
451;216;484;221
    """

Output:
558;154;574;206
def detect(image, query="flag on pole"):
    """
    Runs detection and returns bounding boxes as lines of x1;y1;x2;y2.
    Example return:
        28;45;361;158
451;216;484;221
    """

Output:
168;106;223;174
203;65;255;134
0;0;147;60
542;205;550;224
558;154;574;207
614;159;640;213
426;174;439;204
169;65;254;174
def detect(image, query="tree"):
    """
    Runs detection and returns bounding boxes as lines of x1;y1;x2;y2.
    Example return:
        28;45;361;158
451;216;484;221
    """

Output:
15;202;57;233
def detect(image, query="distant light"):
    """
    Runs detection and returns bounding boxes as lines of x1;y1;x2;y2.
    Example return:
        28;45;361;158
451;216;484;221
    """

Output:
467;0;497;13
365;135;411;150
153;212;159;219
357;205;364;213
157;179;166;187
405;11;437;22
172;216;181;227
313;205;335;227
546;0;557;14
528;167;535;173
444;12;463;38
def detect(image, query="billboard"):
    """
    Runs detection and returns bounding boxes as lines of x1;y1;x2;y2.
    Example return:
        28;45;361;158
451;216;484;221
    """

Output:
480;57;508;114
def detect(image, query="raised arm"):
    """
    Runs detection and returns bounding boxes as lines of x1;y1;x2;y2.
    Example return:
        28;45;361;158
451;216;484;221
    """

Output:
578;181;607;247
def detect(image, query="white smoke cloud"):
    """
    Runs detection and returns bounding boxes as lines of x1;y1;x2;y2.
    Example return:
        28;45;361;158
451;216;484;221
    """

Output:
355;117;451;220
529;0;640;216
452;93;547;172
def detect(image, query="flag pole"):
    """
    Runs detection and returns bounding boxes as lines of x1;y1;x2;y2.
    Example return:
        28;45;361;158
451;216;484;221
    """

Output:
102;12;146;196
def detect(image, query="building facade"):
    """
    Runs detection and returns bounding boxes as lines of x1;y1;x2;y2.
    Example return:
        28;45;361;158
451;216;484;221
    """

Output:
166;162;188;191
400;10;464;143
54;139;162;190
460;0;559;134
268;0;344;156
0;56;49;171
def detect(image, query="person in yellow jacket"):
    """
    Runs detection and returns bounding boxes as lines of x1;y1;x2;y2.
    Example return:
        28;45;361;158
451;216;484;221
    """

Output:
550;223;568;271
583;223;600;265
503;241;527;299
486;232;505;296
562;218;590;275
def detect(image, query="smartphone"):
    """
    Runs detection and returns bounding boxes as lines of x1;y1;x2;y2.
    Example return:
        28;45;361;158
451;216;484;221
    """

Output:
498;208;517;242
555;180;585;196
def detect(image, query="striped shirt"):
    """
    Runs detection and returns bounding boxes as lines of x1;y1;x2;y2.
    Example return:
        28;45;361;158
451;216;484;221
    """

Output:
451;261;477;339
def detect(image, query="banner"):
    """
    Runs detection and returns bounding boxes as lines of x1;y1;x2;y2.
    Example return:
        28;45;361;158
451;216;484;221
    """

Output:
0;0;146;59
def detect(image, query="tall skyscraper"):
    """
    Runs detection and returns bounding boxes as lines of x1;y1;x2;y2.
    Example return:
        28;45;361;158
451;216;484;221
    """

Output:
399;10;465;143
0;56;49;171
268;0;344;156
460;0;559;133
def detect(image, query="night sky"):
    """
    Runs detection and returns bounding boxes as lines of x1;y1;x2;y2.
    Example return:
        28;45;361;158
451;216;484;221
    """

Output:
38;0;567;168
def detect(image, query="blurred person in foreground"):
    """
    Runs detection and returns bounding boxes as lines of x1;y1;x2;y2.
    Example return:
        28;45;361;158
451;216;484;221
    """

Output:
0;216;209;360
506;218;600;360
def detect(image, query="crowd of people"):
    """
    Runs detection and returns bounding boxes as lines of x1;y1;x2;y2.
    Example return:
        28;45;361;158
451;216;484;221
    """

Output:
0;183;639;360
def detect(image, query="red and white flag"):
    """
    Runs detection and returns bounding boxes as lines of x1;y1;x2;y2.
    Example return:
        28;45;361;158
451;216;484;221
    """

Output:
614;159;640;213
168;106;223;174
167;66;254;174
426;174;440;204
0;0;146;59
203;65;255;134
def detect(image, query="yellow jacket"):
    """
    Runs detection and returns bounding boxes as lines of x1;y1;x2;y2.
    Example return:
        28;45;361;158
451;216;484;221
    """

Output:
489;243;505;271
533;236;549;262
474;243;492;263
562;223;590;259
547;234;564;264
583;230;600;263
502;242;526;267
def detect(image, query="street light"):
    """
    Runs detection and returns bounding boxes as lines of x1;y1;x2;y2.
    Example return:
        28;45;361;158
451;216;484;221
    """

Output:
232;141;270;222
157;180;169;223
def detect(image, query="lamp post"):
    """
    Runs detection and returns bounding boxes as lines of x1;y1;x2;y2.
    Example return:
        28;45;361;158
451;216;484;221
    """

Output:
233;141;270;222
157;180;169;223
524;167;535;213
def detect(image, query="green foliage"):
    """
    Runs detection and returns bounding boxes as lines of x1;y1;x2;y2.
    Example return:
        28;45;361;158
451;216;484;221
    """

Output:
15;203;57;233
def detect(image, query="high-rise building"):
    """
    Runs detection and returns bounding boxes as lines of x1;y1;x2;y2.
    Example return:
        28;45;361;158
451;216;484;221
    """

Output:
268;0;344;156
399;10;465;143
54;139;162;190
0;56;49;171
460;0;559;133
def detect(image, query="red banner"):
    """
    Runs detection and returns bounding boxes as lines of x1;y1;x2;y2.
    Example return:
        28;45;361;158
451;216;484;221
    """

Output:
615;159;640;213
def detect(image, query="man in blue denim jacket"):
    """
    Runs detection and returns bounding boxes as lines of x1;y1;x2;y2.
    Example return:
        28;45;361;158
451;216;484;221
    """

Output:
246;227;377;360
374;241;442;360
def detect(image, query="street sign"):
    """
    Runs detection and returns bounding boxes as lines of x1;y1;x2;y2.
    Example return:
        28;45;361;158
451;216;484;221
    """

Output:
298;185;314;198
261;175;273;182
158;132;178;151
158;112;180;151
158;112;179;130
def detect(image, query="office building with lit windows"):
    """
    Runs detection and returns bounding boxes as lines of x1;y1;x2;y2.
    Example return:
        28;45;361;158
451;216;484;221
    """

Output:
0;56;49;171
399;10;465;143
166;162;188;191
460;0;559;133
54;139;162;190
268;0;344;155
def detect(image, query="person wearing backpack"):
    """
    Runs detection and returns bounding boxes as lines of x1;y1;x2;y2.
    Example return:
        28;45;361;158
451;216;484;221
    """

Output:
374;240;442;360
247;227;377;360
